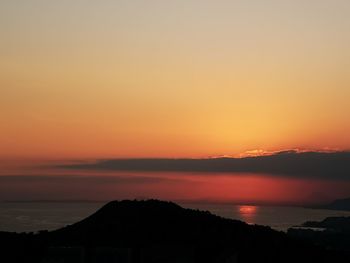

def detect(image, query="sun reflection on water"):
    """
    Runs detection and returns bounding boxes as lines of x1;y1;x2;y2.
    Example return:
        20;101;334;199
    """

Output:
238;205;258;224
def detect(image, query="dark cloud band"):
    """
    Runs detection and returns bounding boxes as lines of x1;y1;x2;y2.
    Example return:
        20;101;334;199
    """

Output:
59;151;350;180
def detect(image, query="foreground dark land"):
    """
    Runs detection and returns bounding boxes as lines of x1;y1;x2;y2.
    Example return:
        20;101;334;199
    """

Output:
0;200;349;263
289;216;350;252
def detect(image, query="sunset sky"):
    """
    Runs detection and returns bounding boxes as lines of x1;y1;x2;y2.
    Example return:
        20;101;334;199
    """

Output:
1;1;350;204
1;0;350;159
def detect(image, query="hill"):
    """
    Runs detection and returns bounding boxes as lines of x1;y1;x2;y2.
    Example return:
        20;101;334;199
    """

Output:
325;198;350;211
0;200;349;262
301;216;350;232
288;216;350;252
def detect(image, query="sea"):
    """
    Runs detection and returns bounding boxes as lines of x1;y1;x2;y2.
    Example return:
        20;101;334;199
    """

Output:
1;201;350;233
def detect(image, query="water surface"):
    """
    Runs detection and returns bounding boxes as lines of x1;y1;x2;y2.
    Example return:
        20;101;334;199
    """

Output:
1;201;349;232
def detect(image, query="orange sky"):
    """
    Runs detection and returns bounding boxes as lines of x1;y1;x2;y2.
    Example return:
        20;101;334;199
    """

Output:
1;1;350;159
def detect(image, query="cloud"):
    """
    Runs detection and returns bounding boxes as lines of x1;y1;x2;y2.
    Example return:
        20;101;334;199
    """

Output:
59;151;350;180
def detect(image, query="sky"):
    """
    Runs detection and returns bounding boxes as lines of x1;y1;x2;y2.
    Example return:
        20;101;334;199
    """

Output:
1;153;350;204
1;1;350;204
1;0;350;159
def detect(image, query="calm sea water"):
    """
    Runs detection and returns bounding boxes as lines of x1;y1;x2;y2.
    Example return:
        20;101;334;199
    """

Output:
1;202;350;233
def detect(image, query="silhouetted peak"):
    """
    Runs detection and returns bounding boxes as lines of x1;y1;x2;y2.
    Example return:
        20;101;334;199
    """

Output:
53;199;238;241
99;199;183;214
83;199;195;224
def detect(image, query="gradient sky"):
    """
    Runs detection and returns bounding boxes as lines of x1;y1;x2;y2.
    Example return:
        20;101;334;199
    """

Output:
1;0;350;159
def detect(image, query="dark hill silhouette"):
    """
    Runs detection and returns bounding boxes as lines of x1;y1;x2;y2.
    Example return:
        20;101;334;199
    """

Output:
288;216;350;252
51;200;249;246
309;197;350;211
1;200;349;262
302;216;350;232
325;198;350;211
